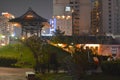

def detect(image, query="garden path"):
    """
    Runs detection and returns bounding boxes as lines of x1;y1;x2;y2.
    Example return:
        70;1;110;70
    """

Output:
0;67;34;80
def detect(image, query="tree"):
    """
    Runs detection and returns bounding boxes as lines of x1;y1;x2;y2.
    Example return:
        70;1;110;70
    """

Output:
64;45;94;80
25;35;49;74
51;26;65;43
53;26;65;36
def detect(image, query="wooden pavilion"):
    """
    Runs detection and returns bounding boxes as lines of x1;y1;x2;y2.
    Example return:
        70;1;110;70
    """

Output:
9;8;48;37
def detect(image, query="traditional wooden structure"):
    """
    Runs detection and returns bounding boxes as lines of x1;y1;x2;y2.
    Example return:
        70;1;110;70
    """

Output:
9;8;48;37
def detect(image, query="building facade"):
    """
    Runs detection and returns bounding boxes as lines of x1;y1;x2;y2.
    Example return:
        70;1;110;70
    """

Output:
0;12;15;46
104;0;120;35
53;0;120;36
91;0;103;35
91;0;120;36
53;0;91;36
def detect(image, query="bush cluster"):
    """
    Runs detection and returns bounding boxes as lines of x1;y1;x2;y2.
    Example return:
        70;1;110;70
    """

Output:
101;60;120;75
0;56;18;67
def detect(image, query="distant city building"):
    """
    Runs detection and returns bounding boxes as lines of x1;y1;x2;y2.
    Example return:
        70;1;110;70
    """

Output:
102;0;120;35
90;0;104;35
53;0;120;37
91;0;120;36
53;0;91;36
0;12;15;46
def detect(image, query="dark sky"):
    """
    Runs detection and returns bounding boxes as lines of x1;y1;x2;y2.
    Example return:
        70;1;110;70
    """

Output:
0;0;53;19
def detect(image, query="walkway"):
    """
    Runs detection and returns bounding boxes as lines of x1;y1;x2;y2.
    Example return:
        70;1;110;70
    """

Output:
0;67;34;80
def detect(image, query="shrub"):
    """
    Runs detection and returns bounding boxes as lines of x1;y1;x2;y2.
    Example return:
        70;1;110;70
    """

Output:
0;56;18;67
101;60;120;75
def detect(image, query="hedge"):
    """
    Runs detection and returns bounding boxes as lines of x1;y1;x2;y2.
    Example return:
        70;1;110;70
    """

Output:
0;56;18;67
101;60;120;75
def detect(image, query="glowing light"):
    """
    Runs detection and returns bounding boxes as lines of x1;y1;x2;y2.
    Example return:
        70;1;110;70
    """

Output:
13;23;21;27
57;43;67;48
1;43;5;46
26;14;33;18
62;15;65;19
56;16;61;19
1;35;5;38
43;30;46;33
85;44;100;48
66;16;71;19
96;29;99;32
22;37;25;40
58;43;62;47
2;12;15;18
71;43;74;45
52;21;54;24
72;9;74;13
96;12;99;16
11;34;15;37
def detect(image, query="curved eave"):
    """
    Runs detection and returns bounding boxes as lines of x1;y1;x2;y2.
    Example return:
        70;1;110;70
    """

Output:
9;18;48;23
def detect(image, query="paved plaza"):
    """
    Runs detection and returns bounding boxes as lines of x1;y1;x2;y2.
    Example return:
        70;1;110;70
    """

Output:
0;67;34;80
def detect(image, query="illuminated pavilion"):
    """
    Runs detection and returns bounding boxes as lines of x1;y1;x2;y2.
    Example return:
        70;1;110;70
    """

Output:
9;8;48;38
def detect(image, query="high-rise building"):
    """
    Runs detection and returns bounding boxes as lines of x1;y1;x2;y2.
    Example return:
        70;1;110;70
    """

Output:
53;0;91;36
0;12;15;46
91;0;120;36
102;0;120;35
91;0;103;35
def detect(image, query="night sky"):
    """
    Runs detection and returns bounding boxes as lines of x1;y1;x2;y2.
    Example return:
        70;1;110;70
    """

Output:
0;0;53;19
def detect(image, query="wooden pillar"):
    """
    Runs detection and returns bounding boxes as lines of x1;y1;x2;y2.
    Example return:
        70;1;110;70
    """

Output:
21;26;23;36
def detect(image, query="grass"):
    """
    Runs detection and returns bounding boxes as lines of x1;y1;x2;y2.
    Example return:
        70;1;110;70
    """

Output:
0;43;35;68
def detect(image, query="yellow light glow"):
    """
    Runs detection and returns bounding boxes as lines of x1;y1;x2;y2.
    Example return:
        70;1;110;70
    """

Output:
2;12;15;19
1;35;5;38
84;44;100;49
13;23;21;27
96;29;99;32
66;16;71;19
62;15;65;19
57;43;67;48
96;12;99;16
1;43;5;46
58;43;62;47
56;16;61;19
22;37;25;40
72;9;74;13
26;15;33;18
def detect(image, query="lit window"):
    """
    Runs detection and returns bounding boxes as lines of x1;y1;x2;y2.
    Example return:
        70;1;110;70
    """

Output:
65;6;71;11
26;14;33;19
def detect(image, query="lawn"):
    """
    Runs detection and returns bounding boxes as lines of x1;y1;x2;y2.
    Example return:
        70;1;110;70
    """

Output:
0;43;35;68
